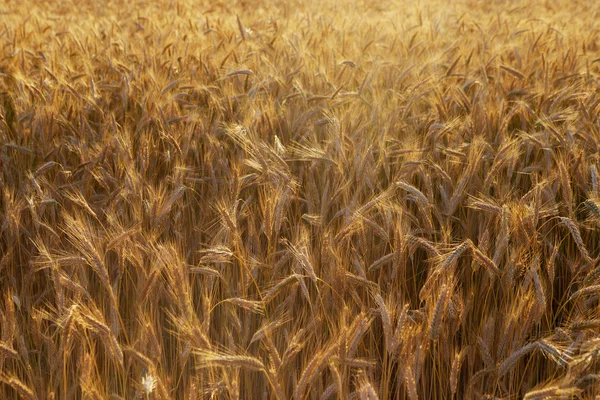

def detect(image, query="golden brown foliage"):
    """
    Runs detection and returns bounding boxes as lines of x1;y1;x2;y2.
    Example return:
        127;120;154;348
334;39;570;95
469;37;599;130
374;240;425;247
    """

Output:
1;0;600;398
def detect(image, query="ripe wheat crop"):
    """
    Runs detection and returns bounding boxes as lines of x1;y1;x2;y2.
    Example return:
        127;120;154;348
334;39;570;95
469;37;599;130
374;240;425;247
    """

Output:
1;0;600;398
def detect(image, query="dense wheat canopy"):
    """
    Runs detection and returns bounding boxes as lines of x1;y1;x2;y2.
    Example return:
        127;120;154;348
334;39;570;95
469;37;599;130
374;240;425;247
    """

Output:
2;0;600;398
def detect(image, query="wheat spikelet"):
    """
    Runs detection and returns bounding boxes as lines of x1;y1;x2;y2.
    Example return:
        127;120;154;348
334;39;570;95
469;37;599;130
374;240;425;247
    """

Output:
569;284;600;302
529;259;546;309
395;181;430;207
0;342;18;359
558;161;573;216
197;246;234;264
375;293;391;345
558;217;593;263
368;253;394;272
62;213;111;288
250;316;290;345
497;342;538;377
408;235;439;258
58;274;91;300
523;386;581;399
500;65;525;80
471;245;501;277
404;359;419;400
493;207;510;265
442;240;471;270
263;334;281;371
571;319;600;331
467;196;503;214
328;362;343;399
64;190;98;218
293;341;340;400
280;339;305;371
537;339;570;366
390;304;409;356
345;272;379;290
450;346;470;395
583;198;600;220
195;351;266;371
419;241;466;300
429;284;449;341
359;381;379;400
347;314;371;358
226;297;265;314
477;336;495;369
34;161;60;177
0;374;35;400
261;274;299;303
106;225;140;251
285;240;318;284
336;357;377;369
124;347;155;370
321;383;337;400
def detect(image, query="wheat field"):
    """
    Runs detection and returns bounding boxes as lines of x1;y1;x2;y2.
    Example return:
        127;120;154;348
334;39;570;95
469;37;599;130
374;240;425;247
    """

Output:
1;0;600;398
